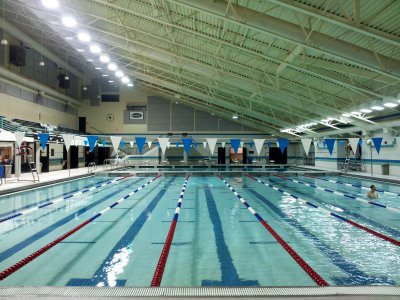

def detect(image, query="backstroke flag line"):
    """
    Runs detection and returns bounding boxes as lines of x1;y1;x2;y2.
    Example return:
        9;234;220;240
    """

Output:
206;138;218;155
110;136;122;155
301;139;312;156
253;139;265;156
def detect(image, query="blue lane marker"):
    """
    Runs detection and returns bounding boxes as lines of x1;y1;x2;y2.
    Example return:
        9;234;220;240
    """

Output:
201;187;258;286
67;178;175;287
246;188;396;285
0;178;145;263
269;178;400;239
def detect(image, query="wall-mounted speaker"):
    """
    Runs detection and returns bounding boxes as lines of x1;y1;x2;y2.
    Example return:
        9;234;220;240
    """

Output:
59;75;70;89
9;45;26;66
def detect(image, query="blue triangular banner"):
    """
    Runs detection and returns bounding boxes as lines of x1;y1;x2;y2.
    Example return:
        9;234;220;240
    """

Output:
266;142;272;148
83;140;88;146
372;137;383;154
249;142;254;148
182;138;192;155
87;135;98;152
277;138;288;154
324;138;336;155
193;143;198;149
230;139;241;154
135;137;146;154
358;140;363;146
175;142;180;148
102;140;107;147
38;133;49;150
339;140;345;145
120;141;125;147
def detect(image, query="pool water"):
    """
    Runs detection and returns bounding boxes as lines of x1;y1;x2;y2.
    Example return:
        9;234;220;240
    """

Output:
0;174;399;287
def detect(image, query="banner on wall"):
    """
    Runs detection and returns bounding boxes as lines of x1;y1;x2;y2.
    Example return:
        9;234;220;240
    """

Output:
83;140;88;146
253;139;265;156
158;138;169;154
203;142;207;149
87;136;98;152
324;138;336;155
129;111;144;120
372;137;383;154
110;136;122;154
240;141;244;148
147;141;152;149
230;139;241;154
206;138;218;155
129;141;134;148
277;138;288;154
301;139;313;156
182;138;192;155
14;132;25;147
135;137;146;154
221;142;226;148
348;138;360;154
249;141;254;148
62;134;74;151
38;133;49;150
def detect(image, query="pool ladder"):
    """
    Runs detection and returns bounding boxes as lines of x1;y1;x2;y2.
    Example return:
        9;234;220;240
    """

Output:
88;162;96;173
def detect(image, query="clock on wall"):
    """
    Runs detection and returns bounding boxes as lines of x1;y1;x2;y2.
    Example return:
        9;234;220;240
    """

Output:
106;113;115;122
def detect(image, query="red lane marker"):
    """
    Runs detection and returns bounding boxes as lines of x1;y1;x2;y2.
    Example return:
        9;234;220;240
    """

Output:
346;220;400;246
0;217;96;281
303;174;318;179
260;219;329;286
272;174;288;180
150;175;190;287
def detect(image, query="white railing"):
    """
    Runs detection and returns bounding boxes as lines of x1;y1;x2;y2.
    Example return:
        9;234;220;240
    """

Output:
88;162;96;173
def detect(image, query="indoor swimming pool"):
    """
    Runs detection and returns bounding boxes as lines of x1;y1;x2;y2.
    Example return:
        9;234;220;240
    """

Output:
0;173;399;287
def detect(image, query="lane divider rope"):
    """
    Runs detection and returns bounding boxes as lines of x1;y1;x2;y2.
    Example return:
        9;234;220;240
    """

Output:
0;175;135;223
273;174;399;213
151;175;190;287
218;175;329;286
0;174;162;281
246;175;400;247
304;174;400;196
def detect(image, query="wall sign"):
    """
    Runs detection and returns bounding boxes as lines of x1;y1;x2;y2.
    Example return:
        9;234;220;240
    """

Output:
129;111;144;120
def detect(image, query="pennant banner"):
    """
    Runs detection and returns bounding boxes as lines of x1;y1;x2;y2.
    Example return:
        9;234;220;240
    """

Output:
83;140;88;146
175;142;180;148
206;138;218;155
38;133;49;150
14;132;25;147
240;141;244;148
203;141;207;149
301;138;313;156
266;141;272;148
135;137;146;154
221;142;225;148
62;134;74;151
129;141;134;148
230;139;241;154
147;141;152;149
110;136;122;154
182;138;192;155
348;138;360;154
249;142;254;148
87;135;98;152
324;138;336;155
158;138;169;154
253;139;265;156
372;137;383;154
277;138;288;154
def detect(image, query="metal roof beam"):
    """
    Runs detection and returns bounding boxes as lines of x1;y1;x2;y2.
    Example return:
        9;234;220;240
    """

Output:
172;0;400;81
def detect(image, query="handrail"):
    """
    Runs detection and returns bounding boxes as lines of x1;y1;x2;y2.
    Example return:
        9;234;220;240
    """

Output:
88;162;96;173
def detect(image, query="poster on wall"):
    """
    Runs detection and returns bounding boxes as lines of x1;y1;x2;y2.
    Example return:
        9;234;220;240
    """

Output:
129;111;144;120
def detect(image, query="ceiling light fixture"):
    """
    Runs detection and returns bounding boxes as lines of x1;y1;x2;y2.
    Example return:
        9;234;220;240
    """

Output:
86;58;94;62
115;70;124;77
1;0;8;45
127;83;134;87
99;55;109;63
108;63;117;71
232;113;238;119
95;67;101;70
90;44;101;54
62;16;77;27
41;0;59;9
370;100;384;111
76;49;85;52
77;32;91;42
383;98;399;108
341;113;351;117
102;74;108;77
360;108;372;113
121;76;129;83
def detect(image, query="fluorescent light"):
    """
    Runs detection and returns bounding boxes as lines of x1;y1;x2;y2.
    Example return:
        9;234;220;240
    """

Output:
383;98;398;107
99;55;110;63
64;36;73;40
360;108;372;113
86;58;94;62
115;70;124;77
76;49;85;52
102;74;108;77
232;113;238;119
351;111;360;115
90;45;101;54
341;113;351;117
64;75;70;80
127;83;134;87
77;32;91;42
121;76;129;83
95;67;102;70
371;106;384;110
108;63;117;71
41;0;59;9
62;16;77;27
108;80;114;83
